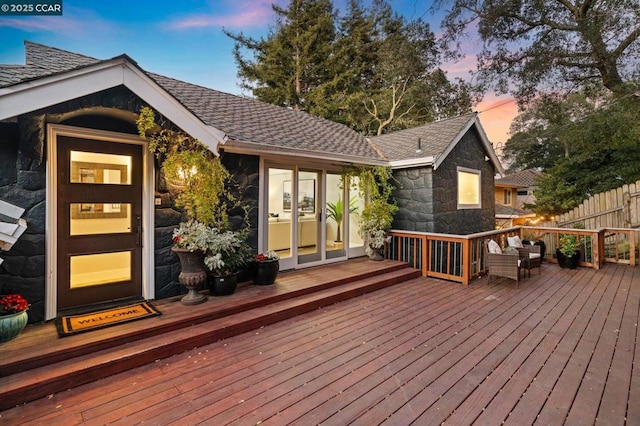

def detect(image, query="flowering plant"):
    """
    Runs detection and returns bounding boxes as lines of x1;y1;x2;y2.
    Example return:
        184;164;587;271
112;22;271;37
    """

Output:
172;220;211;251
255;251;279;262
0;294;29;316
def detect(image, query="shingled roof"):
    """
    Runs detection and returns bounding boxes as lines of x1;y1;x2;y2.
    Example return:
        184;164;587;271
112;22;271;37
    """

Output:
495;169;541;188
0;42;383;163
368;113;504;173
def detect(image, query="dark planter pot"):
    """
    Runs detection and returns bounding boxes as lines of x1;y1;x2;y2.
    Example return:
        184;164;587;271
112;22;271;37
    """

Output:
172;247;208;305
253;259;279;285
523;240;546;260
208;273;238;296
556;248;580;269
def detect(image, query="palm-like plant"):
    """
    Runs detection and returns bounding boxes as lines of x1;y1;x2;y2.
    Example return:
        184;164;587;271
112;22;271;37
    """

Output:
326;196;358;242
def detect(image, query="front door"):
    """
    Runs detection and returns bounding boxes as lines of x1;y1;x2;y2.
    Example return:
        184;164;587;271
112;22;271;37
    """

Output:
56;136;143;310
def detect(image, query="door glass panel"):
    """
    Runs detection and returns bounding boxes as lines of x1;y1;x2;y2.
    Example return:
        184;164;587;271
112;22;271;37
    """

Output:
349;176;365;249
70;251;131;288
70;151;132;185
70;203;132;236
326;173;346;259
298;171;320;263
267;168;293;259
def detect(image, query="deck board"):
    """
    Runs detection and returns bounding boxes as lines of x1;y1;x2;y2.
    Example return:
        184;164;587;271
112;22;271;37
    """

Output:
1;262;638;425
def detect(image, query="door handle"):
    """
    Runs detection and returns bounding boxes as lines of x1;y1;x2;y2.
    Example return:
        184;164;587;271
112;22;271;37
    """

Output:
136;215;142;247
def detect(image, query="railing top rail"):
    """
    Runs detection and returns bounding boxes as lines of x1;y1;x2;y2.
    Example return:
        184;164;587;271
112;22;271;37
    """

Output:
389;227;521;241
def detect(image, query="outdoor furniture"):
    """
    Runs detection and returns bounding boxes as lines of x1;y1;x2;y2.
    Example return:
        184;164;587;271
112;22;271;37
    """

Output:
507;235;542;277
485;239;526;287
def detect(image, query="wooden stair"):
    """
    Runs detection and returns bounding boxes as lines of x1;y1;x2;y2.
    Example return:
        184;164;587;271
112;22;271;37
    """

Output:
0;260;420;411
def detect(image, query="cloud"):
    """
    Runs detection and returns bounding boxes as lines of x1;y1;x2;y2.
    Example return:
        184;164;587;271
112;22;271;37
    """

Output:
168;0;280;31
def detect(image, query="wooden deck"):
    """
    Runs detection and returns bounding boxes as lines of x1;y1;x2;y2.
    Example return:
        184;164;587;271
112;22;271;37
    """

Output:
1;261;639;425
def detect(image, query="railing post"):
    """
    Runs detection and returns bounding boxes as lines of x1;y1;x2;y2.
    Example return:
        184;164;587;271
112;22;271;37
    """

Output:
594;229;604;270
462;239;470;285
422;235;428;276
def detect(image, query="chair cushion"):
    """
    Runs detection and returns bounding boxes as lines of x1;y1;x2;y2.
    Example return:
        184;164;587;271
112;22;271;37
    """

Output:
529;253;541;259
507;236;524;248
488;240;502;254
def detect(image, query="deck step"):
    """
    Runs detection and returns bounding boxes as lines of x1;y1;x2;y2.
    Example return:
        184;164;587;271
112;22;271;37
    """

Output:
0;265;420;411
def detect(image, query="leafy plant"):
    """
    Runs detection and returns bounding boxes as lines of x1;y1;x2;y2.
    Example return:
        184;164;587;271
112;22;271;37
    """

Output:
558;234;580;257
343;165;398;257
202;228;252;276
325;196;358;242
137;107;232;229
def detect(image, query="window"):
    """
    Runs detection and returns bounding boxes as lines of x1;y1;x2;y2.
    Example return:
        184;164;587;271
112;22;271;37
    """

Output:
503;189;512;205
457;168;481;209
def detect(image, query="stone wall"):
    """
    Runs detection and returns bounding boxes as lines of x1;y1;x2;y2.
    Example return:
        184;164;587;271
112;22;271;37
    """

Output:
392;167;435;232
392;127;497;235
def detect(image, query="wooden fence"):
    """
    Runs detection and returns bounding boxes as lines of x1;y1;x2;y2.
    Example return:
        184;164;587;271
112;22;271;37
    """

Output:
541;179;640;229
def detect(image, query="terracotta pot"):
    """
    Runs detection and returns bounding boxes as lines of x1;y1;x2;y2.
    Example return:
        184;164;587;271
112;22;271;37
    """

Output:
172;247;208;305
253;259;279;285
0;310;28;342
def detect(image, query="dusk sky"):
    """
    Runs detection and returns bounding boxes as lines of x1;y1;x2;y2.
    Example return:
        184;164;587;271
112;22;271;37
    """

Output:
0;0;517;145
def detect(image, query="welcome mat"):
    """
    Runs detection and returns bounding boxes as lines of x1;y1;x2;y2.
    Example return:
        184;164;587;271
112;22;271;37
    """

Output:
55;302;161;337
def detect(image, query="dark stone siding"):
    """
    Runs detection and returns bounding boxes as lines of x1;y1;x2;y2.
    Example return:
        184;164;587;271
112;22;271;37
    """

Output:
0;86;260;322
392;167;435;232
392;127;496;235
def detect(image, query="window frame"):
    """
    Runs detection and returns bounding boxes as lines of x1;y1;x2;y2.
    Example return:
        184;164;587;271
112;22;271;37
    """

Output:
457;167;482;210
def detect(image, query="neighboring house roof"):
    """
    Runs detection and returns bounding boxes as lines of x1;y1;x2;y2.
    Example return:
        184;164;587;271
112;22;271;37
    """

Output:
0;42;385;165
369;113;504;174
495;169;541;188
495;204;535;218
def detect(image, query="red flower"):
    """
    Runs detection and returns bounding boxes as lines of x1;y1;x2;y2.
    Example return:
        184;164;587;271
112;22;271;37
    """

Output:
255;253;267;261
0;294;29;316
172;235;182;244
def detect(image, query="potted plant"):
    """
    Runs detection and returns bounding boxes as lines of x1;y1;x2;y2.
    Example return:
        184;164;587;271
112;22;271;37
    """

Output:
139;107;242;301
204;228;252;296
325;196;358;243
171;220;211;305
343;166;398;261
0;294;29;342
252;251;280;285
556;233;581;269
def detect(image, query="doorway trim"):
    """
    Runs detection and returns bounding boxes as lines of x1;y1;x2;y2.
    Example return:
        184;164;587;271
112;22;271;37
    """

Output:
45;124;155;320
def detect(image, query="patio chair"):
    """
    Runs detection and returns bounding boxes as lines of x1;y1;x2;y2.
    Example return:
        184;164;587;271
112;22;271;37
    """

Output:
485;239;526;287
507;236;542;277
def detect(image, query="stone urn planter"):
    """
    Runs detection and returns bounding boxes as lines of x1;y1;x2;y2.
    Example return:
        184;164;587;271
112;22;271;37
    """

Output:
253;259;279;285
172;247;208;305
208;272;238;296
0;310;28;342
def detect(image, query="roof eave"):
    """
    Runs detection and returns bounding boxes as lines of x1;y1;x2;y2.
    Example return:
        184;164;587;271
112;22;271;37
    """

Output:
223;139;388;166
431;113;505;175
388;156;435;169
0;57;227;154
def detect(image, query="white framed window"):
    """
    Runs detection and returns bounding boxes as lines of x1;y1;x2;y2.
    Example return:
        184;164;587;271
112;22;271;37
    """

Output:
457;167;481;209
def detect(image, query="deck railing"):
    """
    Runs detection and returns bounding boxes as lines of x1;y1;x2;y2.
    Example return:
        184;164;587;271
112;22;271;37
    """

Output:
386;226;639;285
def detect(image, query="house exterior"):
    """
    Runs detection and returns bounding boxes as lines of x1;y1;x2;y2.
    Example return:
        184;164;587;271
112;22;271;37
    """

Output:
494;169;541;228
370;114;504;234
0;42;503;323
